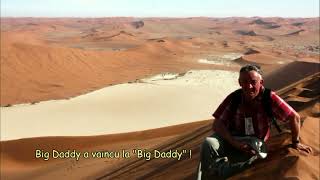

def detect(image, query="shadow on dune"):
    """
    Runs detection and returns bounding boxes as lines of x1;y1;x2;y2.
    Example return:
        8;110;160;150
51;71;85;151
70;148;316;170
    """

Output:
264;61;319;91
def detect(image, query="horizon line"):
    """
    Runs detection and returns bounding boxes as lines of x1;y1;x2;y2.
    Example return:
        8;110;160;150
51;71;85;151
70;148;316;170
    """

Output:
1;16;319;19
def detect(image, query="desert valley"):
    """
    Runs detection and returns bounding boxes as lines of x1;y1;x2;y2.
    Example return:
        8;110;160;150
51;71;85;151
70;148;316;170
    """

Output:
1;17;319;179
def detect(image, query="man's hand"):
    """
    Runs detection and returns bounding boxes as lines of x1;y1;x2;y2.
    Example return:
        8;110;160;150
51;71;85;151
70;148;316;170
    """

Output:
213;119;257;156
232;141;256;156
292;142;313;154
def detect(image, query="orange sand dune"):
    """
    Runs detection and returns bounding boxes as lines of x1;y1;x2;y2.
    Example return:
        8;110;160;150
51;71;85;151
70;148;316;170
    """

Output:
1;17;319;179
1;35;232;106
93;70;320;180
1;17;319;106
240;53;291;65
1;64;319;180
264;61;320;91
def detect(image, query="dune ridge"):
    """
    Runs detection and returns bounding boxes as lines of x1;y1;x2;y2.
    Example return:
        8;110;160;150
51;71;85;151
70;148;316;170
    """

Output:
1;63;319;180
1;17;319;106
1;17;319;180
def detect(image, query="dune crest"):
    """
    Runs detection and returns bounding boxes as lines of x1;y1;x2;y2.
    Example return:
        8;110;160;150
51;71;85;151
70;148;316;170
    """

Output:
1;17;319;179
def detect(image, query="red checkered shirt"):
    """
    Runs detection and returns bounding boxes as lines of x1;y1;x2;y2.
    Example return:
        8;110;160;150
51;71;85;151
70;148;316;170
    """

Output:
213;87;296;141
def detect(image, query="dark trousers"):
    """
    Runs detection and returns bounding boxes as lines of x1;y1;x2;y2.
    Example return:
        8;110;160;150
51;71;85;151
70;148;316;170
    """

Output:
197;133;263;180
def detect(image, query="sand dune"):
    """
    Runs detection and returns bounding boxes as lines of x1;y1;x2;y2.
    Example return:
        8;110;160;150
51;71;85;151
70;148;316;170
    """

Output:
1;67;318;180
238;53;291;65
1;35;232;106
2;17;319;106
1;70;239;141
249;19;281;29
235;30;257;36
284;29;305;36
131;21;144;29
244;48;260;55
82;31;136;42
264;61;320;90
1;17;319;179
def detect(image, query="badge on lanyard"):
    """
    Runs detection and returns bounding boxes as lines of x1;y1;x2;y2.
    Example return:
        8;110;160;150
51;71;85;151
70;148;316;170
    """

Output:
245;117;255;135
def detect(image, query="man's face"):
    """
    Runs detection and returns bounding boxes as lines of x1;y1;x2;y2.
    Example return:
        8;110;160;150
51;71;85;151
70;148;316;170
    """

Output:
238;70;263;100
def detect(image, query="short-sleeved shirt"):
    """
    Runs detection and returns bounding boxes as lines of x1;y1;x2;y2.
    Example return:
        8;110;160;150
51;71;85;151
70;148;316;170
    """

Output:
213;87;296;141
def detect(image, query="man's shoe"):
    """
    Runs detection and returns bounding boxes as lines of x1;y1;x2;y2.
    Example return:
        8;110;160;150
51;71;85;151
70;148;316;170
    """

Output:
203;157;228;179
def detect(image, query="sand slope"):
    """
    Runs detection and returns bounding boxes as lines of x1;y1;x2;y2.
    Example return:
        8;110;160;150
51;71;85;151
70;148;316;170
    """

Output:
1;17;319;179
1;63;319;180
1;70;239;141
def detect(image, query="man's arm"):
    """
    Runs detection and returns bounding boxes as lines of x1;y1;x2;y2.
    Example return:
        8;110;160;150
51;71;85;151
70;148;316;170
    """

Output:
289;111;300;143
212;119;236;146
288;111;313;154
270;92;313;154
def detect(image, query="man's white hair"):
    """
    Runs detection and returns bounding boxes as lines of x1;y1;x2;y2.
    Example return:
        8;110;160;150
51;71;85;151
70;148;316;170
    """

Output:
239;64;263;79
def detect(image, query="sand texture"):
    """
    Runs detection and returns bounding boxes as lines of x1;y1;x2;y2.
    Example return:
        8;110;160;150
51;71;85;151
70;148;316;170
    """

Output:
1;17;319;179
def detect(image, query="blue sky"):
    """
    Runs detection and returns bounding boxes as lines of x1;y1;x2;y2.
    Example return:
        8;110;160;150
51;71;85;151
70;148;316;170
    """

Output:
1;0;319;17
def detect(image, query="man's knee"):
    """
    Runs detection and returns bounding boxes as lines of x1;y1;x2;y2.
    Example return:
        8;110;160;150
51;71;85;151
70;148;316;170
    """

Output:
202;136;221;151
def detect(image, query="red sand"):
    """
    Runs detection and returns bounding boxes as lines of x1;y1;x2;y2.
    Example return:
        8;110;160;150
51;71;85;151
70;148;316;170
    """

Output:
1;17;319;179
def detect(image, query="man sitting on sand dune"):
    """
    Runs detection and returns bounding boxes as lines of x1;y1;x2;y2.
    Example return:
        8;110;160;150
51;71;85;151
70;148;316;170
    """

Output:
197;64;312;180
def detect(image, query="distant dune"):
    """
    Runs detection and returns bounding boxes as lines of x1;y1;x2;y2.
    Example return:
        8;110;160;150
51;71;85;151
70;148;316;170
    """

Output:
264;24;281;29
249;18;281;29
249;19;272;25
244;48;260;55
0;17;319;179
264;61;320;90
235;30;257;36
283;29;305;36
291;22;304;27
131;20;144;29
1;17;319;106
